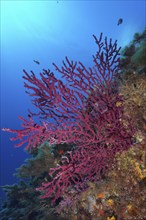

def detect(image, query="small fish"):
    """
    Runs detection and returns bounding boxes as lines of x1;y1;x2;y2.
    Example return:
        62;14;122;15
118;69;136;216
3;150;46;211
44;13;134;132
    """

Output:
117;18;123;26
33;60;40;65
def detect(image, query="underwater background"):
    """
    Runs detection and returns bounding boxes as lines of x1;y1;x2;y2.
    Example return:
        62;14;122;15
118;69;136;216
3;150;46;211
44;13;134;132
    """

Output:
0;1;146;219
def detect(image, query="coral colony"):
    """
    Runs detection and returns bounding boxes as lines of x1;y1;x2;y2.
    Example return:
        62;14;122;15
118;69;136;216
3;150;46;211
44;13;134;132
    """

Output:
3;33;134;205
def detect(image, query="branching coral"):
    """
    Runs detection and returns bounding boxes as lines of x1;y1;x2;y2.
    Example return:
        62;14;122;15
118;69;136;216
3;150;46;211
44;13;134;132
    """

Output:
2;31;146;219
3;33;134;205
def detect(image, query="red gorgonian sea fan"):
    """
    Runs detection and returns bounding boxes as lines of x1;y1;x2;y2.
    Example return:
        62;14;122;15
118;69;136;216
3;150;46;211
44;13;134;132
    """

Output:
3;33;134;204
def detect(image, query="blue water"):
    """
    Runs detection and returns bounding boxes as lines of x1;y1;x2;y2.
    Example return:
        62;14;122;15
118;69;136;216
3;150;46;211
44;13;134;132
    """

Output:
0;0;145;204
